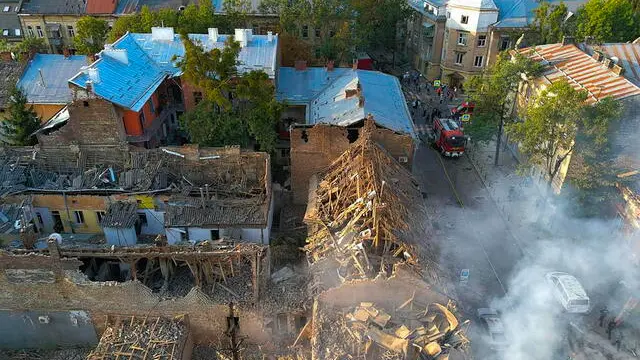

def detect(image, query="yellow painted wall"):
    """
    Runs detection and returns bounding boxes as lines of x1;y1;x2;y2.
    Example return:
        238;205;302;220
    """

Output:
31;194;108;234
32;103;65;122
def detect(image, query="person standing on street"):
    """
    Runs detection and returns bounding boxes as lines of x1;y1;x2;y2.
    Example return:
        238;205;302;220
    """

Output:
607;319;616;340
599;307;609;327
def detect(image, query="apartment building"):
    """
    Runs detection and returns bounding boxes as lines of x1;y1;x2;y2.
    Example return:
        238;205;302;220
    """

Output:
0;0;22;43
406;0;587;87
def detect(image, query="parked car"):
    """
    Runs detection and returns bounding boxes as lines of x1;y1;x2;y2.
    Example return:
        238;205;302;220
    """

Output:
545;272;590;313
476;308;507;348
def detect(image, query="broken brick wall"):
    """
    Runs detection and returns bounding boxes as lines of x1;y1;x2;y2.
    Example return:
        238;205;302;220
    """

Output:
290;124;415;204
37;95;127;148
0;254;272;346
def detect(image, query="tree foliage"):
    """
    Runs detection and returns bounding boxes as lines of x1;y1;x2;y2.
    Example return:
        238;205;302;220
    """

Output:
506;81;621;186
177;35;281;152
108;2;227;42
74;16;109;55
260;0;408;64
0;87;40;146
530;1;573;45
465;54;543;142
575;0;640;42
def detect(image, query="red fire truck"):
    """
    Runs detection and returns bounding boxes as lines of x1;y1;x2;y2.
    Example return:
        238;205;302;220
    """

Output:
433;118;466;157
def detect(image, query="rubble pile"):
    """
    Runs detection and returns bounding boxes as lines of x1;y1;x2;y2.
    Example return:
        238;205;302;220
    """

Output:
87;316;191;360
303;127;444;293
316;299;469;360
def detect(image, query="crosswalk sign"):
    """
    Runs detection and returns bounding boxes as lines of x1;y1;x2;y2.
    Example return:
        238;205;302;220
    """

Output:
461;114;471;122
434;80;441;87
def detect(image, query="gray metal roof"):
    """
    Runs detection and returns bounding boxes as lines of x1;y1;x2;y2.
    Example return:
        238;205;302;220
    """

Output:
20;0;86;14
18;54;86;105
101;202;138;228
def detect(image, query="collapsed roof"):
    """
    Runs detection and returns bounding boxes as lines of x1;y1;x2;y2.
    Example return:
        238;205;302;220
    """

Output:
303;121;444;291
0;144;271;226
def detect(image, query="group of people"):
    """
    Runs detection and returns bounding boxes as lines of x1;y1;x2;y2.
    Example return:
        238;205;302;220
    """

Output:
401;71;462;125
599;307;625;352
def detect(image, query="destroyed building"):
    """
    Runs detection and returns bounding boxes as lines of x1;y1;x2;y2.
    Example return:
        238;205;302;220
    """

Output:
0;144;273;245
277;65;416;204
303;121;447;295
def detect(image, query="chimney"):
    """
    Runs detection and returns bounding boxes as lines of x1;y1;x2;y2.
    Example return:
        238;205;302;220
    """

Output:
63;48;71;59
352;59;358;70
612;64;625;76
88;68;100;83
592;51;604;62
208;28;219;42
603;58;613;68
235;29;247;47
561;36;574;45
294;60;307;71
85;80;93;94
151;27;175;41
87;54;98;63
358;95;365;108
327;60;334;71
245;28;253;42
0;51;12;61
267;31;273;42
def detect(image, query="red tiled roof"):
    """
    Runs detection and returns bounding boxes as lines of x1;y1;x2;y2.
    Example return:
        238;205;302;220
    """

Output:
518;43;640;104
86;0;118;14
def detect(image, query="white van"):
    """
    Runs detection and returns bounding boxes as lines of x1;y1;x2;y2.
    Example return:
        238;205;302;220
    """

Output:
545;272;590;313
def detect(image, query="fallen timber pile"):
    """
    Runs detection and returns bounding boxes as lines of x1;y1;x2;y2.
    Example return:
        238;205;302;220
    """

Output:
87;315;192;360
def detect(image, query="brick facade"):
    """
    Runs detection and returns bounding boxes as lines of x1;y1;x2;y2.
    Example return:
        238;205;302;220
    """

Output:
37;95;126;147
290;124;415;204
0;253;272;346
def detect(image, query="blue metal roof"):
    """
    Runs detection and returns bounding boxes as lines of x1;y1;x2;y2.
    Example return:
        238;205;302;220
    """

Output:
130;32;279;78
493;0;586;28
69;34;167;112
68;28;278;112
277;67;415;138
18;54;86;105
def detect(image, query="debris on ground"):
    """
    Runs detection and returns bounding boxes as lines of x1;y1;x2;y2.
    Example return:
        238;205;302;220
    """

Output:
87;315;191;360
313;296;469;360
271;266;295;284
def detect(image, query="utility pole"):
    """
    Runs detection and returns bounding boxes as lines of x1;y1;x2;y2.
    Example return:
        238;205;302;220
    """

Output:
494;117;503;166
226;302;240;360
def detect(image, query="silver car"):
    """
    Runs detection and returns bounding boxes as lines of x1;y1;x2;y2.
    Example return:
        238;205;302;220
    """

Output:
477;308;508;349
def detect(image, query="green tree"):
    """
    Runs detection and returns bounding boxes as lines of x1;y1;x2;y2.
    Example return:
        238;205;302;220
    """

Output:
236;70;282;152
575;0;640;42
176;32;240;109
180;101;250;147
177;1;217;33
73;16;109;55
465;53;542;163
530;1;572;45
176;34;281;152
219;0;252;33
505;81;621;186
0;87;40;146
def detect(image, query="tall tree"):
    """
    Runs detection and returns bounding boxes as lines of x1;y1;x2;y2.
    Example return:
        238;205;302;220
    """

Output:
575;0;640;42
530;1;572;45
74;16;109;55
465;53;543;164
176;32;240;110
0;87;40;146
219;0;252;33
506;81;622;186
176;34;281;152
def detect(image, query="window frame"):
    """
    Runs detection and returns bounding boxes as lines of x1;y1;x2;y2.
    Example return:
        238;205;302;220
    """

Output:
67;25;75;37
193;91;203;105
455;52;464;65
27;26;33;37
302;25;309;38
477;34;486;47
36;26;43;38
74;211;85;224
457;32;468;46
460;15;469;24
474;55;484;67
